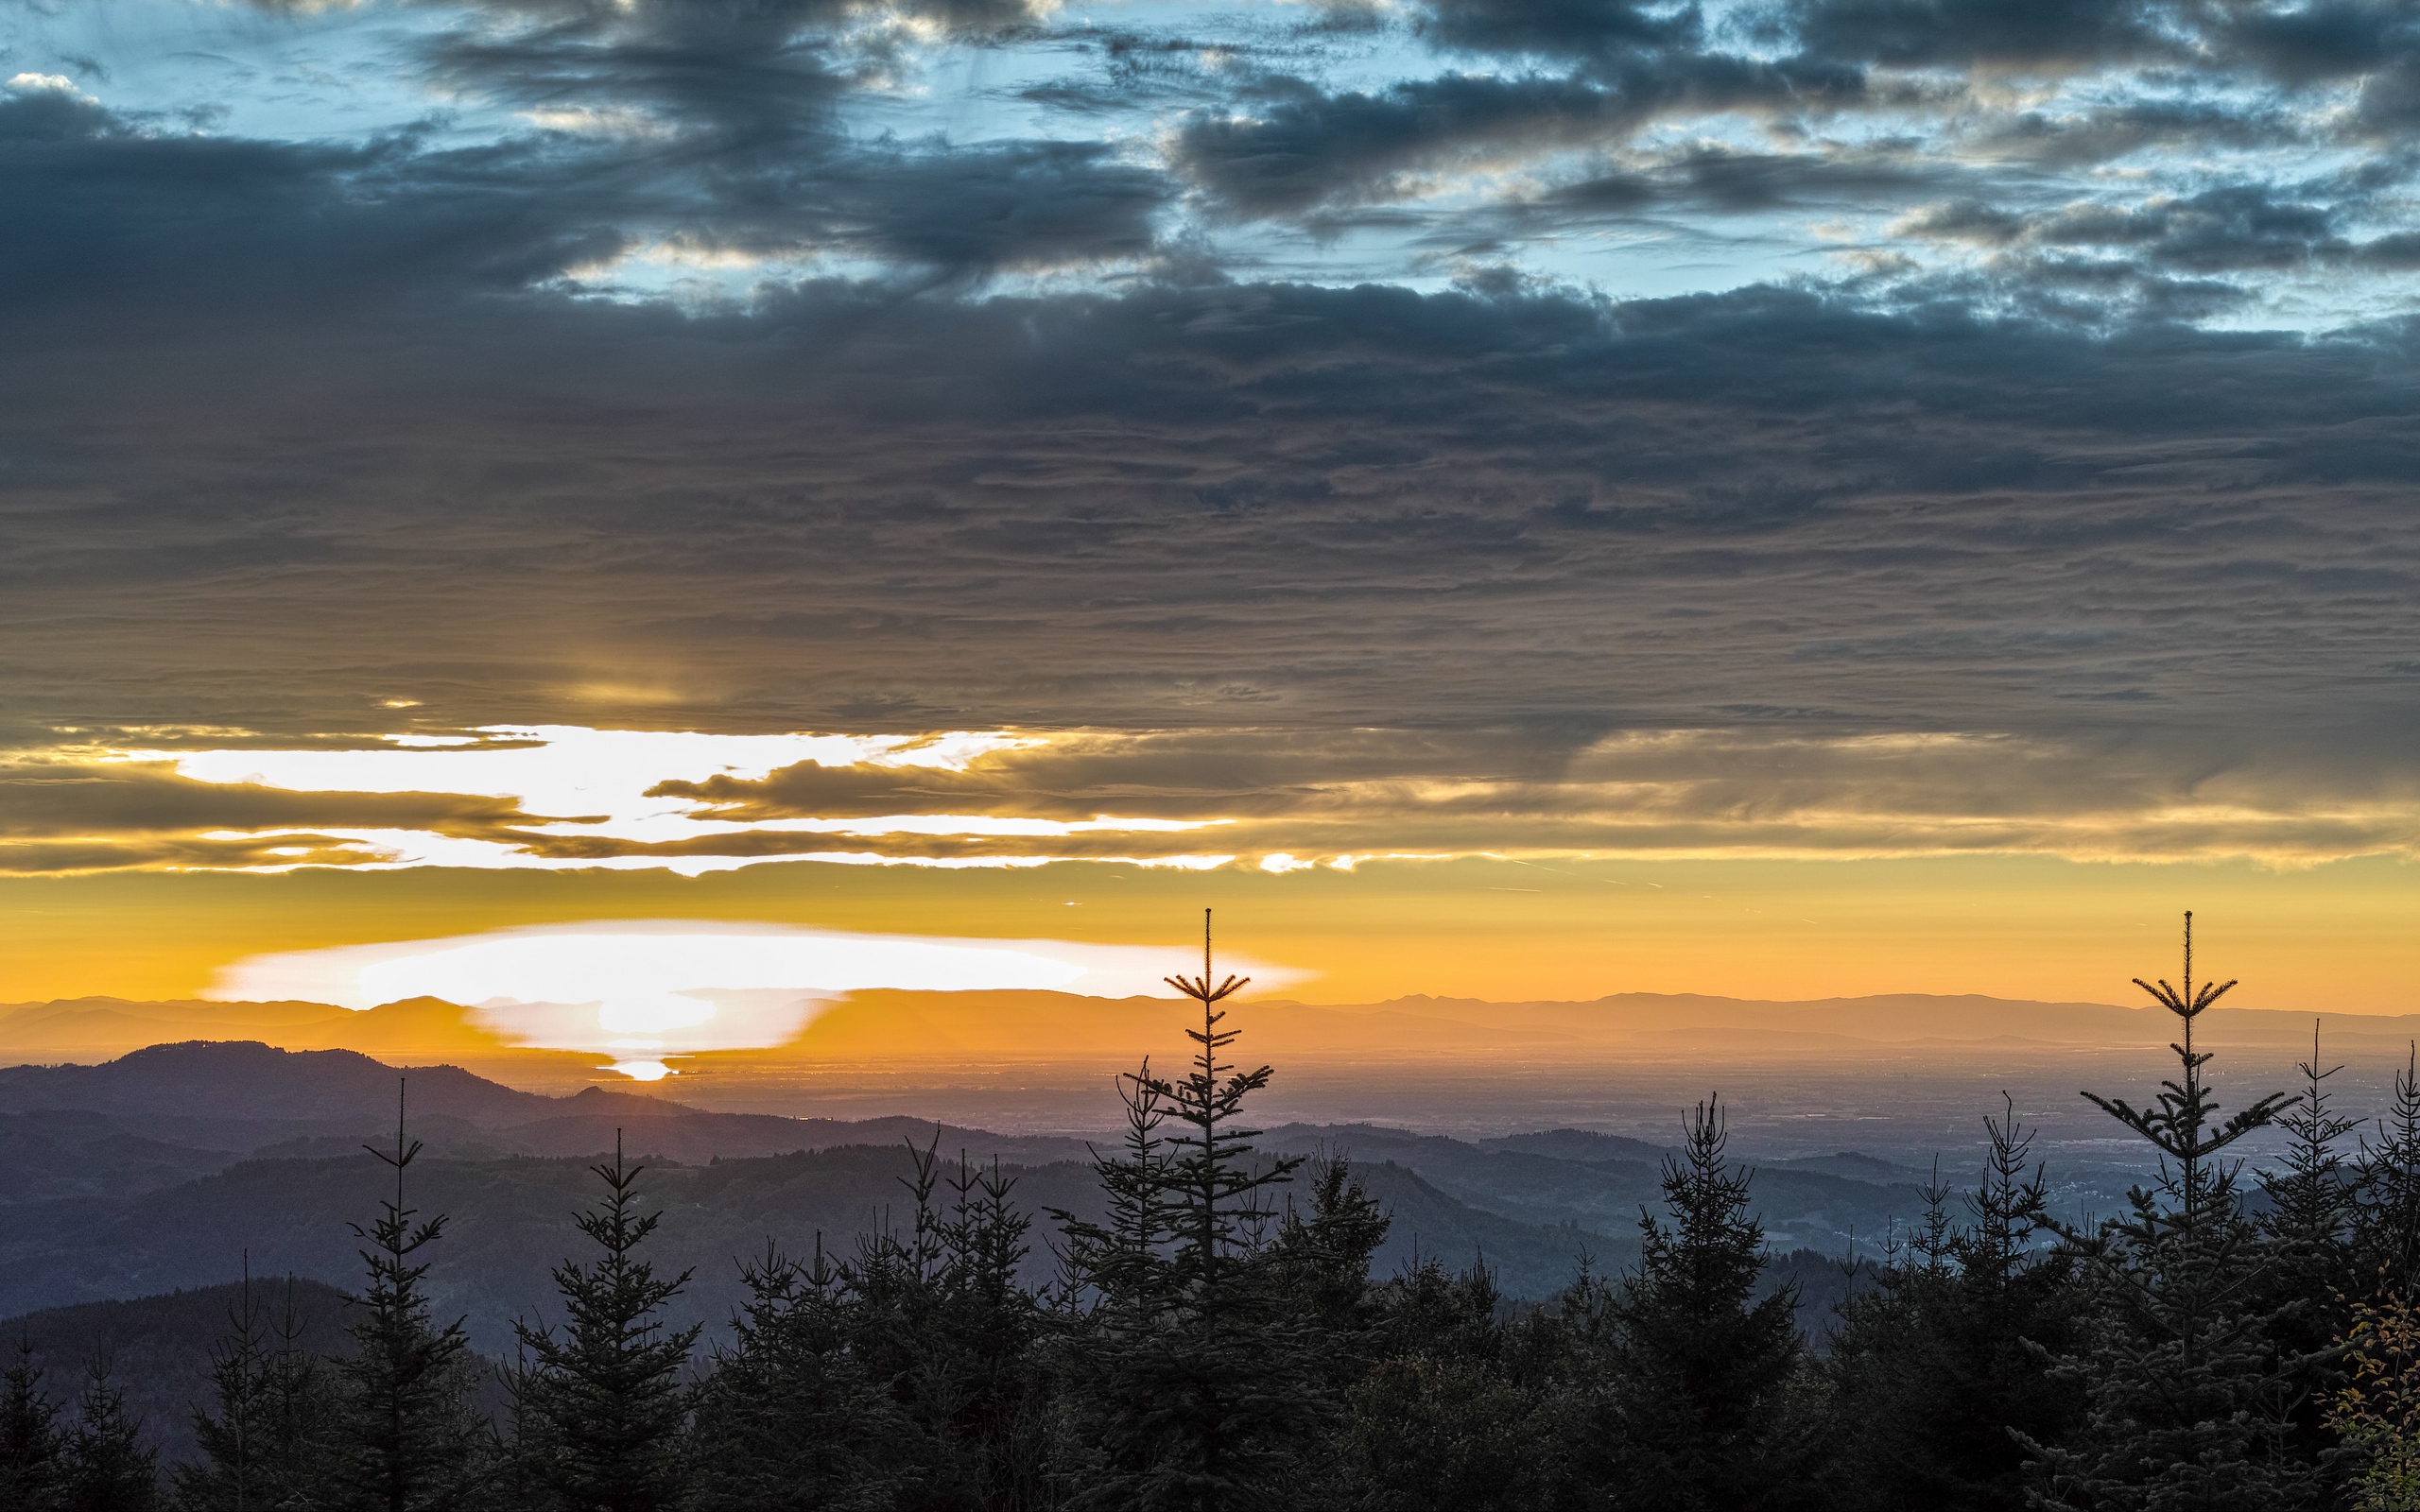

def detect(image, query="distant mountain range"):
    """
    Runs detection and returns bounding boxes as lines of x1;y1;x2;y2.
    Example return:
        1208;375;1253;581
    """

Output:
0;1040;1926;1352
0;993;2360;1462
8;988;2412;1087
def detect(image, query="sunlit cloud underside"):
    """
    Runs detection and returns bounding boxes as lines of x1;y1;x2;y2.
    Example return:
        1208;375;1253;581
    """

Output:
106;726;1231;874
212;920;1306;1078
12;720;2420;875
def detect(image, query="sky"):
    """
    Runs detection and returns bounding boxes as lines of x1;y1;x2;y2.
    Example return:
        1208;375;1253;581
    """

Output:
4;0;2420;1046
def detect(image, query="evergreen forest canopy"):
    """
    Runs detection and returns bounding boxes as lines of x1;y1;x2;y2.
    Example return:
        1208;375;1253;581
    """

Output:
9;913;2420;1512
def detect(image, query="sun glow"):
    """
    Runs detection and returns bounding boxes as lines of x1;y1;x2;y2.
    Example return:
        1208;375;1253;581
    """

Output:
206;919;1310;1073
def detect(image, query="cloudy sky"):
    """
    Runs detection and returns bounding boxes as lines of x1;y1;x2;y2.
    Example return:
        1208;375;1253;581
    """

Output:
3;0;2419;1020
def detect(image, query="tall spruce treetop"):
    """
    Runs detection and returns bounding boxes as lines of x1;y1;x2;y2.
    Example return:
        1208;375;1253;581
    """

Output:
181;1264;337;1512
181;1261;277;1512
856;1136;1056;1507
2081;913;2290;1241
1818;1094;2083;1512
59;1352;156;1512
336;1080;488;1512
0;1333;61;1512
1958;1091;2056;1286
1593;1091;1806;1512
1053;910;1318;1512
2257;1022;2361;1467
2354;1047;2420;1295
1159;911;1302;1294
510;1130;701;1512
2021;912;2318;1511
2263;1022;2357;1261
1057;1054;1179;1324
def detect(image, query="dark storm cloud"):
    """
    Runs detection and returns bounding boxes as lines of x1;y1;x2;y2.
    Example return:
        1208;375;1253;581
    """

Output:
5;0;2420;870
1412;0;1701;60
0;758;566;873
1773;0;2171;70
836;142;1168;271
0;90;628;304
1171;53;1866;216
1965;97;2316;171
0;761;553;839
2221;1;2419;86
8;145;2420;768
1172;74;1622;215
421;0;855;140
1897;181;2420;280
1899;186;2341;270
0;86;1163;291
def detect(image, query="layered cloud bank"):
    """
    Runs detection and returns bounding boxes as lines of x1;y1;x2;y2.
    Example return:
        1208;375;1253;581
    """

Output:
7;722;2420;874
6;1;2420;885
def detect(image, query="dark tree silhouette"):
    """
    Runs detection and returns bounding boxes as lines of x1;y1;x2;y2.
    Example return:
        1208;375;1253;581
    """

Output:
2256;1022;2361;1468
0;1334;62;1512
1055;910;1317;1512
2354;1045;2420;1297
2020;913;2315;1510
840;1135;1057;1509
332;1081;490;1512
179;1264;338;1511
1579;1091;1809;1512
683;1239;903;1512
59;1351;156;1512
1347;1258;1552;1512
509;1131;700;1512
1819;1095;2083;1512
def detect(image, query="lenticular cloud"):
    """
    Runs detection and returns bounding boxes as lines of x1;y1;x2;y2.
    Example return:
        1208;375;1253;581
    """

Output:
210;920;1305;1077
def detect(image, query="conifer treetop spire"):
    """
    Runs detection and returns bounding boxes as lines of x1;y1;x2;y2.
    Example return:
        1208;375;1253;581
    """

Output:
365;1077;422;1218
2131;909;2238;1031
2083;910;2286;1227
1166;907;1249;1007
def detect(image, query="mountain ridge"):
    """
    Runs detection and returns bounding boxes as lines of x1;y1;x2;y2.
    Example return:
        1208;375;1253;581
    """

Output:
9;988;2409;1083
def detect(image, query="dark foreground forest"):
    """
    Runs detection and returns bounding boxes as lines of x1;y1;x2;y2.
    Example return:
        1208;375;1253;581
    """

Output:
8;925;2420;1512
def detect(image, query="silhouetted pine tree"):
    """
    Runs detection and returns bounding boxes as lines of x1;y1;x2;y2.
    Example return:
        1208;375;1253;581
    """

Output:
840;1137;1055;1510
1345;1258;1554;1512
682;1239;904;1512
1054;911;1315;1512
929;1149;1057;1510
508;1132;700;1512
1;1334;63;1512
1260;1158;1388;1505
333;1081;491;1512
58;1353;156;1512
2256;1022;2360;1469
178;1268;338;1511
1817;1095;2083;1512
2355;1046;2420;1297
2019;912;2316;1510
1268;1158;1389;1374
2264;1023;2358;1266
1049;1051;1175;1497
1576;1091;1809;1512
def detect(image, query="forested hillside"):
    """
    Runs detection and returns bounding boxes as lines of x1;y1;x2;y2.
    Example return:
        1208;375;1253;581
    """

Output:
5;947;2417;1509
